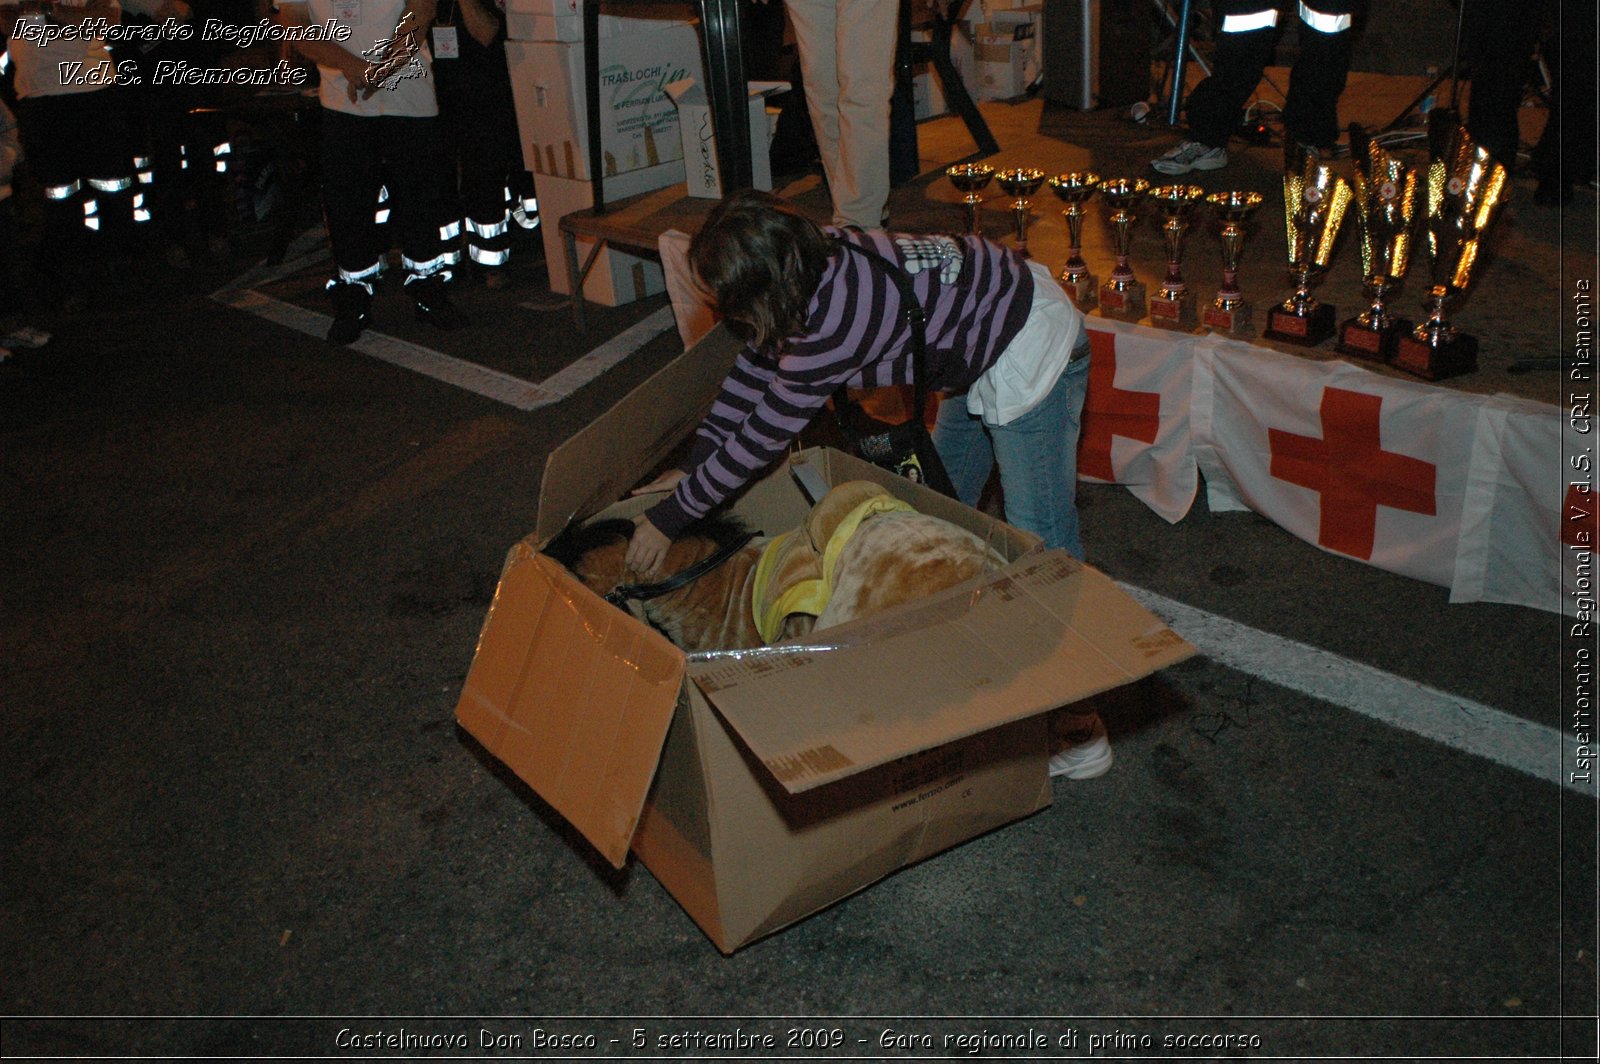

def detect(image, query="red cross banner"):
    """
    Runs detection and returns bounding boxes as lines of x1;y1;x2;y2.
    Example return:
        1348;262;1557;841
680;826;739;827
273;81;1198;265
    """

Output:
1077;320;1199;523
1452;396;1571;614
1195;342;1475;590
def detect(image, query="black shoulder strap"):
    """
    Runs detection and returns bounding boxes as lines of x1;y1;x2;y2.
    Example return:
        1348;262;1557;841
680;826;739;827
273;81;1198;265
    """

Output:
839;240;931;413
832;239;955;498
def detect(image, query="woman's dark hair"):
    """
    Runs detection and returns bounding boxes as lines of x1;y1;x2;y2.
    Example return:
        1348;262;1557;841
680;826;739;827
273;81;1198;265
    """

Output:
688;189;836;354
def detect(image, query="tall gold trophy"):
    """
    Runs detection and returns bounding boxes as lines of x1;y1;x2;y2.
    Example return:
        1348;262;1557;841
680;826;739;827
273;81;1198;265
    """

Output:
1337;137;1419;361
1147;184;1206;330
1048;172;1100;308
1391;125;1508;380
1263;151;1352;346
1097;177;1150;321
1202;191;1265;335
996;167;1047;256
946;163;995;234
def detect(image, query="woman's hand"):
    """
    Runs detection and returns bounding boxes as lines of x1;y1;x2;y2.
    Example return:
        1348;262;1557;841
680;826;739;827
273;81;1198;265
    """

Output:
630;469;685;496
626;514;672;579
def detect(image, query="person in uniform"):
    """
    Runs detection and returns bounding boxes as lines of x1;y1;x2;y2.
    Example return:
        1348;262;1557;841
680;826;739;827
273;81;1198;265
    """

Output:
277;0;465;343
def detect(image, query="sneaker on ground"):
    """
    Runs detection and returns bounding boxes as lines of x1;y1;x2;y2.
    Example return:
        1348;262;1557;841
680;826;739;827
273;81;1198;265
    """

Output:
1151;140;1228;175
1;325;51;349
1048;713;1113;780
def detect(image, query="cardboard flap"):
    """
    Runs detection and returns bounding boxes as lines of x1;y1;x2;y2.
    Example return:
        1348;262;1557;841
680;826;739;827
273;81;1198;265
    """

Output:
535;324;744;543
687;552;1194;793
455;545;687;868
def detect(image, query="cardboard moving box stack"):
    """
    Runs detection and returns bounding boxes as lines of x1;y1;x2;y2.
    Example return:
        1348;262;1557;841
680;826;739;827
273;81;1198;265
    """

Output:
505;2;703;303
455;325;1196;953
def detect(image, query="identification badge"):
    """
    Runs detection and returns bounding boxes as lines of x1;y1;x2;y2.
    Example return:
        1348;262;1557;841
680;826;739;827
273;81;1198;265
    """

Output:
332;0;362;24
432;25;459;59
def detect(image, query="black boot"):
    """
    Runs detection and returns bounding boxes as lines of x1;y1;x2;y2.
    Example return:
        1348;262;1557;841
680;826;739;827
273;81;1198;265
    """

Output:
409;274;467;330
326;280;372;345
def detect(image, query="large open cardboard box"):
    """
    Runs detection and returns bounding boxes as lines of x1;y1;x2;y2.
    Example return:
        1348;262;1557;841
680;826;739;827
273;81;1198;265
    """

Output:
455;326;1194;953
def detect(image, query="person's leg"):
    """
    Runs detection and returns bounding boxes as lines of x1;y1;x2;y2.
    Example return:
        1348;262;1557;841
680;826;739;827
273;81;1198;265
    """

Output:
1282;1;1359;150
784;0;842;202
932;394;997;510
319;110;385;342
987;344;1090;559
320;109;385;287
1184;0;1281;148
831;0;896;228
384;115;466;328
14;95;94;294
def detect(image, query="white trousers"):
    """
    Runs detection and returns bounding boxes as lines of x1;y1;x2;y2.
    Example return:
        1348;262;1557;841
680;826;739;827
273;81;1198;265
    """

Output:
784;0;897;229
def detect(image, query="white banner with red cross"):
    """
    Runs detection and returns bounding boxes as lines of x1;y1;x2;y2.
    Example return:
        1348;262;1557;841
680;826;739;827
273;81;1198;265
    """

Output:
1077;319;1200;523
1452;394;1570;614
1193;338;1475;590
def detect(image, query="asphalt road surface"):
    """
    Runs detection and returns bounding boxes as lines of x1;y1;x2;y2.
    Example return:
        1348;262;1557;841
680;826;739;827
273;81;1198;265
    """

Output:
2;220;1595;1063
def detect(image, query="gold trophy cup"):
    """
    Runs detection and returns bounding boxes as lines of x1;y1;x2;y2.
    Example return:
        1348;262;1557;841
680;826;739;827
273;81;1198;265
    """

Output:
1202;191;1265;335
1391;126;1508;380
1097;177;1151;321
946;163;995;234
1263;154;1352;346
1337;139;1419;361
995;167;1047;256
1047;172;1101;308
1147;183;1206;330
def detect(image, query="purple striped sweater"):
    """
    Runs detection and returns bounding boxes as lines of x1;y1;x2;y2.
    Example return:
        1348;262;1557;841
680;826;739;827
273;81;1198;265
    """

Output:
646;228;1035;538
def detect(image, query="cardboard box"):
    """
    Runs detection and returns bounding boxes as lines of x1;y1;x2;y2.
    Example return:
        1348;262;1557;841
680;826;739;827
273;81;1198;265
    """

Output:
972;18;1040;100
505;20;702;182
454;326;1196;952
505;0;577;40
665;79;787;198
506;0;691;43
536;171;670;305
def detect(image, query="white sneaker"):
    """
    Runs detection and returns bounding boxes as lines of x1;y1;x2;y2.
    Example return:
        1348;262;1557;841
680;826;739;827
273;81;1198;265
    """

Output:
1048;713;1113;779
1151;140;1229;175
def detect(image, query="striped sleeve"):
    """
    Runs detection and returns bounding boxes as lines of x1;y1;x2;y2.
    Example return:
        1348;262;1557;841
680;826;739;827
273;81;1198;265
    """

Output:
645;246;907;537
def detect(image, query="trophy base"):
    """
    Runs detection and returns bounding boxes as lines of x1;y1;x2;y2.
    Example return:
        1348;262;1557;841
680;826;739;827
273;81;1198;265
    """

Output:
1202;303;1254;337
1097;281;1146;322
1148;292;1199;332
1061;273;1098;310
1392;330;1479;381
1336;317;1411;362
1263;303;1336;346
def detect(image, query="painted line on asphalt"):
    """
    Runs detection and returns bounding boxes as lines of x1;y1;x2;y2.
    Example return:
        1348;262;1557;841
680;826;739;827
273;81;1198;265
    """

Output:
535;305;676;397
211;247;676;411
213;288;558;411
1120;582;1590;795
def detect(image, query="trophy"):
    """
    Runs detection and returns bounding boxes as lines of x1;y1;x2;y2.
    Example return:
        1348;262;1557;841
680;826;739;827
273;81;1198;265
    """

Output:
1337;136;1419;361
1201;191;1265;336
1390;125;1509;380
1096;177;1150;321
946;163;995;234
1147;183;1206;330
995;167;1047;255
1047;172;1100;308
1263;151;1352;346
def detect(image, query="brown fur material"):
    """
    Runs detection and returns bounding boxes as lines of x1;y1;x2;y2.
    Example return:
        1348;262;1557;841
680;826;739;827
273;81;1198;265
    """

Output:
548;484;1004;653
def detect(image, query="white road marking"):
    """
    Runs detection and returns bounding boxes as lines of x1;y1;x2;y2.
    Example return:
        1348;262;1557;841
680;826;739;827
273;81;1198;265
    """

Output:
1120;582;1591;795
209;235;676;411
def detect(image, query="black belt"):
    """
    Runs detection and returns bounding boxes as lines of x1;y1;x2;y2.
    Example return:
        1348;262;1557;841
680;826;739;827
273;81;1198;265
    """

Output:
605;530;760;608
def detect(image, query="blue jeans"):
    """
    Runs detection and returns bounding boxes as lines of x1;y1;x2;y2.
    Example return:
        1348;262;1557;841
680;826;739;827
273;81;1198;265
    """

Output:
932;342;1091;558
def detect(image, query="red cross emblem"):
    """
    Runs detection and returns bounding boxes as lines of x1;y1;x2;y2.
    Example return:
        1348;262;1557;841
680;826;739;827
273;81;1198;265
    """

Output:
1268;387;1437;559
1078;329;1161;481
